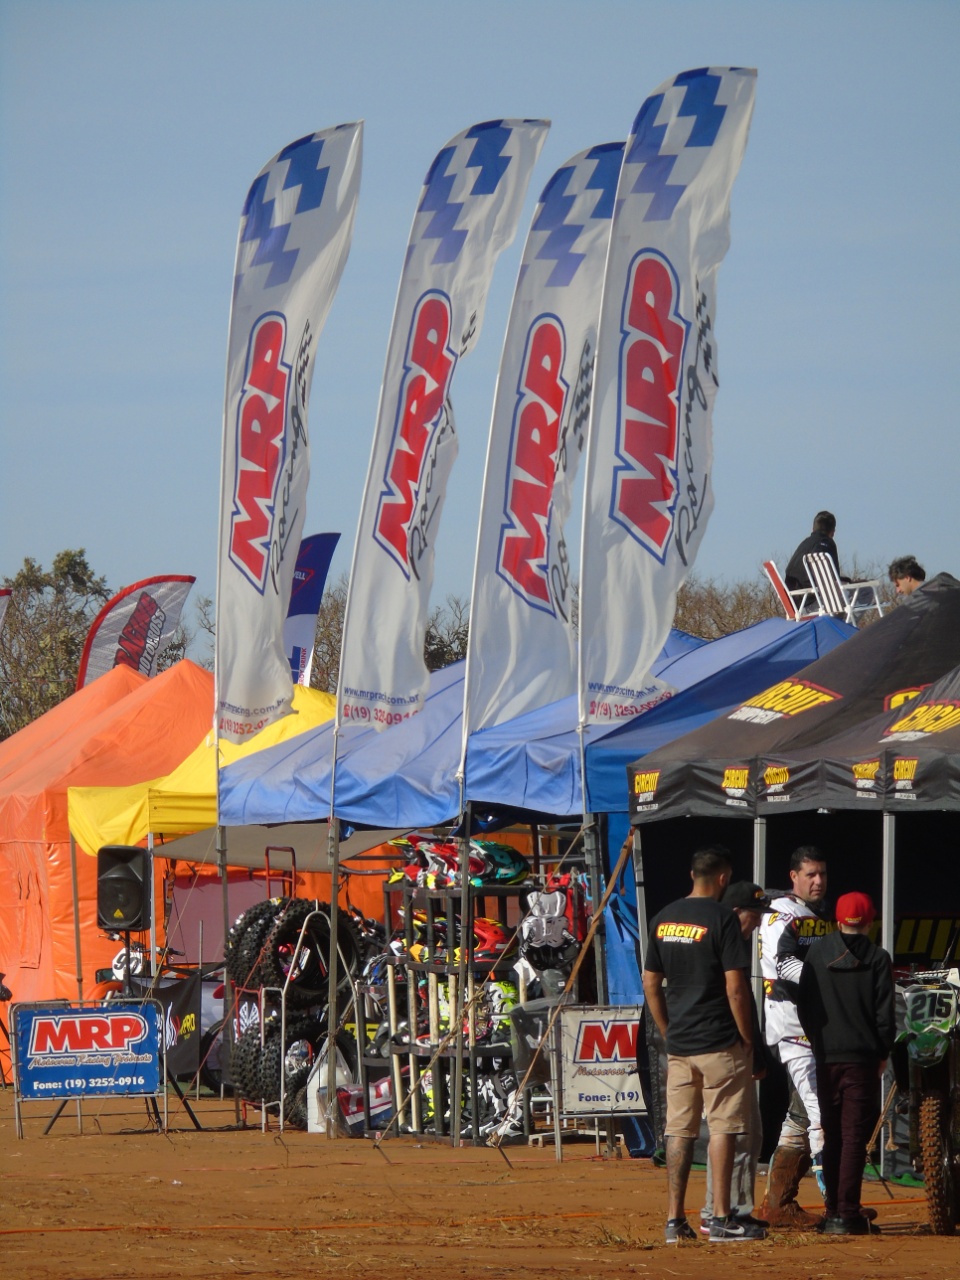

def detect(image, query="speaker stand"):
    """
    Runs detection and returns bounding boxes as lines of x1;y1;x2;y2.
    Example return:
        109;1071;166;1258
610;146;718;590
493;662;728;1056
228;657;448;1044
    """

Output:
166;1067;202;1130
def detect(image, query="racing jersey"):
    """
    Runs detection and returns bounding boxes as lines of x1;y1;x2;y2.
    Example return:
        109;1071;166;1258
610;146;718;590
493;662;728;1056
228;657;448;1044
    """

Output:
760;893;834;1048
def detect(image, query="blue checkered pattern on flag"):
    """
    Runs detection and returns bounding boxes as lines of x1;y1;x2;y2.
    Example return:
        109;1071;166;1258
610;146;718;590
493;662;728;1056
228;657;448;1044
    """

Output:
216;123;361;742
283;532;340;685
461;142;624;747
578;69;755;728
338;119;548;731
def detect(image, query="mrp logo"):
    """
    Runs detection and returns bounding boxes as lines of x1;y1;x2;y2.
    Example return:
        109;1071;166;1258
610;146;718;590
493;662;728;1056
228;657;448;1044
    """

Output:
29;1012;148;1057
611;251;689;562
229;313;291;590
375;292;457;575
574;1018;639;1063
730;678;839;725
885;700;960;742
497;315;568;610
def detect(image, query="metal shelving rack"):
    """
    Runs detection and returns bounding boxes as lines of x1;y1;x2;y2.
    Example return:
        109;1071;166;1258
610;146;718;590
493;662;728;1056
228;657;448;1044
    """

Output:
357;878;532;1144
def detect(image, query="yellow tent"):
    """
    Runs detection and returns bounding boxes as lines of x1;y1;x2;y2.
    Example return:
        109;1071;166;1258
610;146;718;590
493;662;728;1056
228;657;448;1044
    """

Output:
67;685;336;854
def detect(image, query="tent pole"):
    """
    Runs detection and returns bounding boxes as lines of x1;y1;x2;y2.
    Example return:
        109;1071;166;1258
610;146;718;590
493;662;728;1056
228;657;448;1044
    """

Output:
752;818;767;1007
453;792;471;1148
583;814;608;1004
148;833;156;978
881;813;895;961
632;829;648;962
325;730;342;1138
69;836;84;1003
752;815;767;888
217;825;239;1124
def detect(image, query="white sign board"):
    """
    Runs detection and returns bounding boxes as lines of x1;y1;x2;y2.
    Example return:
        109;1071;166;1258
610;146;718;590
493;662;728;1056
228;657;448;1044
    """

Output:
558;1004;646;1115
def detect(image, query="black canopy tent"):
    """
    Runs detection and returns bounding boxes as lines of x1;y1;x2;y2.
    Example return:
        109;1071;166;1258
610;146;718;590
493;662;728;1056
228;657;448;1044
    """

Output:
625;573;960;965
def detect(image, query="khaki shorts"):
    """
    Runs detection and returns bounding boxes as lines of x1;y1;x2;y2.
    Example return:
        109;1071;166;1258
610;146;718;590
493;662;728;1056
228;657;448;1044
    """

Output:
664;1041;752;1137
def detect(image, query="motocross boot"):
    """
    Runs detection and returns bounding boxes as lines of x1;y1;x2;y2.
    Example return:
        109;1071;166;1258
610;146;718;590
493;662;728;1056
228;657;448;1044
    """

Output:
758;1146;820;1229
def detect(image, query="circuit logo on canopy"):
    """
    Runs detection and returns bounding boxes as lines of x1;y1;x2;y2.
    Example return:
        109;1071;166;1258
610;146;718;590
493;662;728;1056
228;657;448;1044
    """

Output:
721;765;750;806
729;678;838;725
851;759;881;794
762;764;791;801
884;700;960;741
891;756;919;798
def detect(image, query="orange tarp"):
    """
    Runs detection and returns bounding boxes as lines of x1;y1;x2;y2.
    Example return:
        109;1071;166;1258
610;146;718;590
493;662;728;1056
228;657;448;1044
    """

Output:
0;661;214;1009
0;663;145;787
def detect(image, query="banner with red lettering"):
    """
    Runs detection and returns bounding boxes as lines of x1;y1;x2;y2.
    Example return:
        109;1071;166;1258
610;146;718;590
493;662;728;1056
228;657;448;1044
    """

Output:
578;68;755;727
338;119;549;730
461;144;623;743
217;124;362;742
0;588;10;636
283;531;340;685
75;575;195;689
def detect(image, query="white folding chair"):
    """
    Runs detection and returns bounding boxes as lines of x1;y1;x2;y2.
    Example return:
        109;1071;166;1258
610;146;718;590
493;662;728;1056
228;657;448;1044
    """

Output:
803;552;884;625
762;560;821;621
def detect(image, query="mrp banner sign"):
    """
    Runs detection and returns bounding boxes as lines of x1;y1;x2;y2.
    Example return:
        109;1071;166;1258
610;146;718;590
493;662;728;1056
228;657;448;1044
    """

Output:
558;1005;646;1115
217;124;361;741
579;69;755;726
339;119;548;730
462;142;623;740
12;1002;162;1098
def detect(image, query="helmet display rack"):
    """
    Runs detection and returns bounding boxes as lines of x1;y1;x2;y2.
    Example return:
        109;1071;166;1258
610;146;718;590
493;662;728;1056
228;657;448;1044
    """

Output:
357;878;536;1144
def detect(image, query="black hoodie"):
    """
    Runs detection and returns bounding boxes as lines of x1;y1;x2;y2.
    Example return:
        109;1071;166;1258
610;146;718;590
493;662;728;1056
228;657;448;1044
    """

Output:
797;930;895;1064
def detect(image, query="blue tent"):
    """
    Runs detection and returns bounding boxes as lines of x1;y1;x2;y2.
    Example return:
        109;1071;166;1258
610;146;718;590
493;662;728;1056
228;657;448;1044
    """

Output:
220;634;698;827
220;618;851;830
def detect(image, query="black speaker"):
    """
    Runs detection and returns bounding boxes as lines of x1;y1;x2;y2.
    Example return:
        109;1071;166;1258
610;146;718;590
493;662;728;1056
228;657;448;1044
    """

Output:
97;845;148;930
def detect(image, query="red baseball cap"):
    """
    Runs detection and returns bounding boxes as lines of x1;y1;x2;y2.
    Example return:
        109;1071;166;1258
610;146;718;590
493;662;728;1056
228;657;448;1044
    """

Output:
835;891;876;927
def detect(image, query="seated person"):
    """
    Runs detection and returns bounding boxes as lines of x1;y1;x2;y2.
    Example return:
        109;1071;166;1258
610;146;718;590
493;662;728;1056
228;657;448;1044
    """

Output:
887;556;926;596
785;511;840;590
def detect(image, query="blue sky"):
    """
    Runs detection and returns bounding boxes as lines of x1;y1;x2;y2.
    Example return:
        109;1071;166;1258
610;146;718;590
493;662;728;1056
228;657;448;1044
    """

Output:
2;1;957;641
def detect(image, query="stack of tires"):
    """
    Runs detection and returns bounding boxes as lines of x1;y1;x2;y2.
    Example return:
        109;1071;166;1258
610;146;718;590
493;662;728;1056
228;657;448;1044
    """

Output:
224;897;366;1127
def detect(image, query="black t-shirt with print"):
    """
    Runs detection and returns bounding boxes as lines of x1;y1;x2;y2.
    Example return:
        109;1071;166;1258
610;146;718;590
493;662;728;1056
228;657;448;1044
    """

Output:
644;896;747;1056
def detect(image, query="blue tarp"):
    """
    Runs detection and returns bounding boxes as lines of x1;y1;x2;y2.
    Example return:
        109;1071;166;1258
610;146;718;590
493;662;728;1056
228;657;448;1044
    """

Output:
220;617;852;829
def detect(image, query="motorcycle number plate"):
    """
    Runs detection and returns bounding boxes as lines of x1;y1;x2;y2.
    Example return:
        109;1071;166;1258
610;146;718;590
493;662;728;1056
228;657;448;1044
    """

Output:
904;983;958;1035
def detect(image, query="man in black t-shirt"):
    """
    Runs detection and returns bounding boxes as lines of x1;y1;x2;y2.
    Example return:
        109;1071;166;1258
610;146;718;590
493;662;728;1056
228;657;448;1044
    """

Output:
643;847;765;1244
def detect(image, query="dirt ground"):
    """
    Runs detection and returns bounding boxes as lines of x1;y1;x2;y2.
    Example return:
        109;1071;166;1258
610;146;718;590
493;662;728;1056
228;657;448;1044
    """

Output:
1;1089;955;1280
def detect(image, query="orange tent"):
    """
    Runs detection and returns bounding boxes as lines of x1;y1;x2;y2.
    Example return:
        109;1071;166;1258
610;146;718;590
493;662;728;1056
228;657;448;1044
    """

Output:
0;660;214;1012
0;663;145;787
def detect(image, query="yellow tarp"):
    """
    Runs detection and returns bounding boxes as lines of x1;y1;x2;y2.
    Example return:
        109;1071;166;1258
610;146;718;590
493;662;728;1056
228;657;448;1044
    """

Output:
68;685;336;853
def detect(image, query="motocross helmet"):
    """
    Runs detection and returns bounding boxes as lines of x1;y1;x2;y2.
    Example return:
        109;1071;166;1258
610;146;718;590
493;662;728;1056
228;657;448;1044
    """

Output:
471;840;530;885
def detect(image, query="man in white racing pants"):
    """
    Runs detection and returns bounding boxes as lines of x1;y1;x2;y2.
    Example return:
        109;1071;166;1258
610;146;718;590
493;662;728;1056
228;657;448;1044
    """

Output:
758;847;831;1228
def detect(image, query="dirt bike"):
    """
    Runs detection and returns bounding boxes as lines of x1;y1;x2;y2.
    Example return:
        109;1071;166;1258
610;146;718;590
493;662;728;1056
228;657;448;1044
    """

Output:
896;955;960;1234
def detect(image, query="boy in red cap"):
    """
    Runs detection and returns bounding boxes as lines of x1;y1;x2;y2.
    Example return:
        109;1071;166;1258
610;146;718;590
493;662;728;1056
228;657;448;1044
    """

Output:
797;892;895;1234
